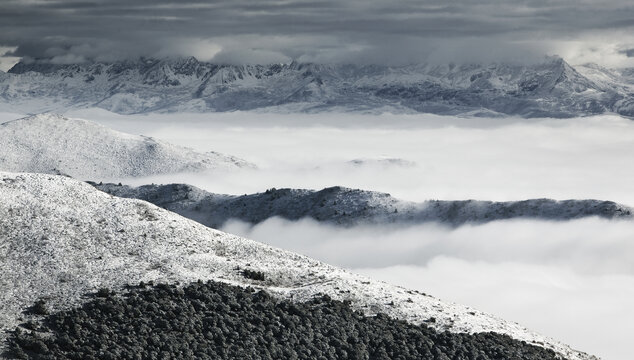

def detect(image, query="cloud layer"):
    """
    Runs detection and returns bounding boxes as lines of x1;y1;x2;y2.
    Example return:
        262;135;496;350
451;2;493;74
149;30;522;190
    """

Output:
222;217;634;360
1;0;634;66
80;111;634;207
33;109;633;360
221;217;634;274
359;260;634;360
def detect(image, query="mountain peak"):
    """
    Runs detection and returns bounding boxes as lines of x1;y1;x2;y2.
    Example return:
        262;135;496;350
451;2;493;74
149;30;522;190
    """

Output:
1;58;631;117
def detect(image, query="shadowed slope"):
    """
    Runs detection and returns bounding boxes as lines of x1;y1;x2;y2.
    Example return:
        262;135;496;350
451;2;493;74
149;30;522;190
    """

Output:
7;281;560;360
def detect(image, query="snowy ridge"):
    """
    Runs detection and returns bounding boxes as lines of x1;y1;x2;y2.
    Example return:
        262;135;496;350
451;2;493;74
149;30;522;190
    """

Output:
92;183;633;228
0;113;254;179
1;57;633;117
0;172;596;360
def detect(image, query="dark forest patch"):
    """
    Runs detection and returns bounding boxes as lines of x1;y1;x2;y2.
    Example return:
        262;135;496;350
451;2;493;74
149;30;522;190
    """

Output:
6;280;562;360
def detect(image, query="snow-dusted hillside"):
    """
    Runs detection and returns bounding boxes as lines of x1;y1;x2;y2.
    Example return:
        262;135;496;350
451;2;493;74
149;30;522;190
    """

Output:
92;183;633;228
1;57;632;117
0;172;596;359
0;113;253;179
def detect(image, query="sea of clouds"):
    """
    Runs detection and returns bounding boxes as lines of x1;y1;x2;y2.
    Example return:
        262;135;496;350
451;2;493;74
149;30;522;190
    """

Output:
36;109;634;359
80;110;634;207
222;217;634;360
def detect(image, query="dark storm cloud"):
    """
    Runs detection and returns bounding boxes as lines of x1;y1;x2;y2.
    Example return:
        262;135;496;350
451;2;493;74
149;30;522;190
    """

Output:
0;0;633;65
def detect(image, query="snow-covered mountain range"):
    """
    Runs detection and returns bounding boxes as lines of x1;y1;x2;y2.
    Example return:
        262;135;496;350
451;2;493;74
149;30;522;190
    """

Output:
0;113;253;179
92;183;633;228
1;57;633;117
0;172;596;360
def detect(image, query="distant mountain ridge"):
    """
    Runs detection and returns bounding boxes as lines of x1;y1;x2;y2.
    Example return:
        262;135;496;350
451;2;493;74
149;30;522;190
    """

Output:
92;182;634;228
2;57;633;117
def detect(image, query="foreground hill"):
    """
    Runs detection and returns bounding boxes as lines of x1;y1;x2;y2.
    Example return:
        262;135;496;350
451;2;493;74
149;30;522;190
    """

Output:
7;282;560;360
0;114;253;179
92;183;633;228
1;57;633;117
0;172;594;359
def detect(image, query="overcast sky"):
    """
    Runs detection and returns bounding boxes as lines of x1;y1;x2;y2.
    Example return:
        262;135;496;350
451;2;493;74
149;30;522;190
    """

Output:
1;0;634;68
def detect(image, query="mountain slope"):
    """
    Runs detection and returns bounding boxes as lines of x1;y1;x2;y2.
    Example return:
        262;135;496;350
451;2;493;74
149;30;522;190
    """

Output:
92;183;633;228
0;113;253;179
1;57;632;117
0;172;595;360
6;281;563;360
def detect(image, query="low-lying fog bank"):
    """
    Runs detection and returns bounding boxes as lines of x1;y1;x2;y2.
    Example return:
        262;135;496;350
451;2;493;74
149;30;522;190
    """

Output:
2;109;631;359
66;110;634;207
222;217;634;360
